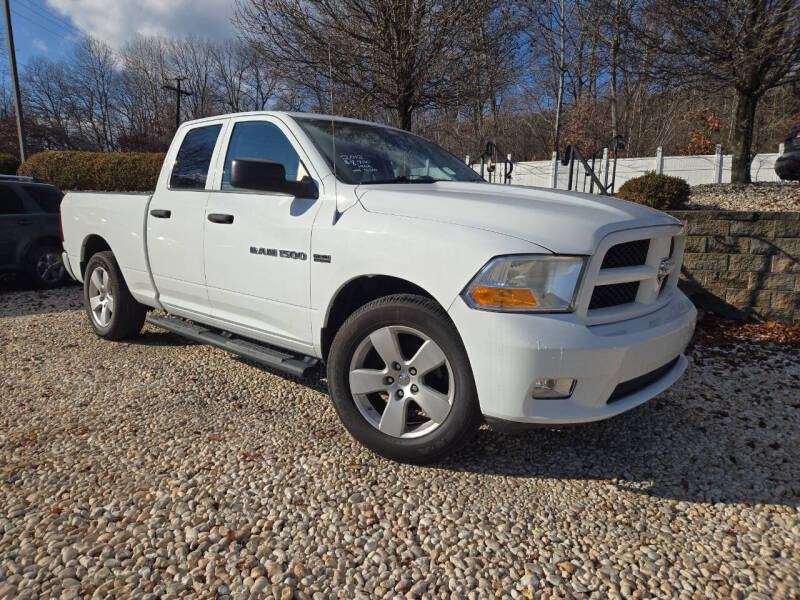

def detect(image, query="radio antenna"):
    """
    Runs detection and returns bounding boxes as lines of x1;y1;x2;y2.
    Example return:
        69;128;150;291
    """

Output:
328;43;340;224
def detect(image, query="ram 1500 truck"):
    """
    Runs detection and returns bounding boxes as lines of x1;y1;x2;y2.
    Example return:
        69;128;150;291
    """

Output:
60;112;696;463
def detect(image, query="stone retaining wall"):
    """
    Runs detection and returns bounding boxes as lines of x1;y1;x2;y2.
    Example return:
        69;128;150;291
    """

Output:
668;211;800;323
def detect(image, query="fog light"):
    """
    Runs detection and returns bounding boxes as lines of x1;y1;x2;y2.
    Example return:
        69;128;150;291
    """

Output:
532;378;576;399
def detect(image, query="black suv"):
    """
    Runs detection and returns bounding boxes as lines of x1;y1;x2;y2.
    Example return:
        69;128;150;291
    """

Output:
775;123;800;181
0;176;67;288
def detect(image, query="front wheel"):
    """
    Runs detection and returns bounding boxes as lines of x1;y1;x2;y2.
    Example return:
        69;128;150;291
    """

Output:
327;294;481;464
83;251;146;340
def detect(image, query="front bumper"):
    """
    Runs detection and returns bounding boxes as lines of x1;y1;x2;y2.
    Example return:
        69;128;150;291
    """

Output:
448;290;696;424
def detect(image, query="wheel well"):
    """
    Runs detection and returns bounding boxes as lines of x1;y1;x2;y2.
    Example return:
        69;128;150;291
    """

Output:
321;275;437;362
80;235;111;276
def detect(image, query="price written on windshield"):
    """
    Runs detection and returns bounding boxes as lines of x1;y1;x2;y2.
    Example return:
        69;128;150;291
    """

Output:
340;153;378;173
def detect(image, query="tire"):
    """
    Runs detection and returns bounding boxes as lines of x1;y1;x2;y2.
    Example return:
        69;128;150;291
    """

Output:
24;244;67;289
327;294;481;464
83;251;146;340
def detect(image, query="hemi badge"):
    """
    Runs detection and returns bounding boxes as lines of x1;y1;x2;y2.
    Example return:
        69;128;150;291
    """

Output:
313;254;331;263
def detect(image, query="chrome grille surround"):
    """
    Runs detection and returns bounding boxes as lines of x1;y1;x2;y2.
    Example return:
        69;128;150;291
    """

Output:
575;225;685;326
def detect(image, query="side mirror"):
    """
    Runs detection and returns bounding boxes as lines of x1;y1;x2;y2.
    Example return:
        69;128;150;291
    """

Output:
230;158;318;198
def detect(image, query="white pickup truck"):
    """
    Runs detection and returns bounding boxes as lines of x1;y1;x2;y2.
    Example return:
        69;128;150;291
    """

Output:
61;111;696;463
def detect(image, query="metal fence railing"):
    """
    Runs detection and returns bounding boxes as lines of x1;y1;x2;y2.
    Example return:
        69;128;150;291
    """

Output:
469;144;786;193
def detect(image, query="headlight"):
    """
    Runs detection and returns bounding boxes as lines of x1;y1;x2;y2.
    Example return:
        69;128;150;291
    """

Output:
463;255;586;312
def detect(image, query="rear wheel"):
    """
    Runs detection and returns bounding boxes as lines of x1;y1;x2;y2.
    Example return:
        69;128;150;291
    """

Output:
327;294;481;464
83;251;146;340
24;244;66;288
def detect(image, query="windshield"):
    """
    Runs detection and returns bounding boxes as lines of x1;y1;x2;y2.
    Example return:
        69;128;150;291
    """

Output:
295;117;484;185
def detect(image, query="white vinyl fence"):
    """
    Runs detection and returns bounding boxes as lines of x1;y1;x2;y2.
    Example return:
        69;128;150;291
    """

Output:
470;143;786;193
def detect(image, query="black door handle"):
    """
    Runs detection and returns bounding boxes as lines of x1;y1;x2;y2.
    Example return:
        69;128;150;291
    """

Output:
208;213;234;224
150;209;171;218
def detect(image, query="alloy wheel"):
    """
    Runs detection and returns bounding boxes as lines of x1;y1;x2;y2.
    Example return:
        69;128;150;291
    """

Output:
88;266;114;327
348;325;455;438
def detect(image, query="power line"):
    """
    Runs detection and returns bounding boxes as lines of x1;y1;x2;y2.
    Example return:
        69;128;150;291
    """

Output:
17;0;83;37
13;4;80;39
9;9;71;41
20;0;82;31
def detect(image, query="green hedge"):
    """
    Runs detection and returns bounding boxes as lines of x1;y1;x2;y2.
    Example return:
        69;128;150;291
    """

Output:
18;151;166;192
0;153;20;175
616;172;690;211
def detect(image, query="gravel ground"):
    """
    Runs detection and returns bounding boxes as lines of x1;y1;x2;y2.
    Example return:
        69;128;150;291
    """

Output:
686;182;800;212
1;285;798;600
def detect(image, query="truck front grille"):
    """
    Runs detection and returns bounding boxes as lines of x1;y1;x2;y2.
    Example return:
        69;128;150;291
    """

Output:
578;226;686;325
589;282;639;309
600;239;649;269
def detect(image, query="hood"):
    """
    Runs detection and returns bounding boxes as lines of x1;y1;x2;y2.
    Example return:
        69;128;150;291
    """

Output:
356;182;681;254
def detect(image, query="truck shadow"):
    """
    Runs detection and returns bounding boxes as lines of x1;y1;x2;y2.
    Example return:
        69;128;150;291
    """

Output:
244;340;798;508
438;346;799;507
222;328;799;508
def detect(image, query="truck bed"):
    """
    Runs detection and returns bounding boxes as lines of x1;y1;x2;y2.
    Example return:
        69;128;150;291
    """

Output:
60;192;157;306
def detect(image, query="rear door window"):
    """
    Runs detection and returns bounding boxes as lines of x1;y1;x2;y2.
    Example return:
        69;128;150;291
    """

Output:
24;185;63;213
170;124;223;190
0;184;27;214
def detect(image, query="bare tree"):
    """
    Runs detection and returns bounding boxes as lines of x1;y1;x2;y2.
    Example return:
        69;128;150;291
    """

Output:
586;0;639;143
3;2;797;169
211;40;252;112
72;37;120;151
519;0;587;156
632;0;800;183
22;57;80;150
234;0;509;130
169;37;217;119
213;41;281;112
118;37;174;151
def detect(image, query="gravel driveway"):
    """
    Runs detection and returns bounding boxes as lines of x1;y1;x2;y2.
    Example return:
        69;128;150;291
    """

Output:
1;286;798;600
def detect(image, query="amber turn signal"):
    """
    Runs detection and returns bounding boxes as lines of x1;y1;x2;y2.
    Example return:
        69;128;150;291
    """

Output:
471;286;538;308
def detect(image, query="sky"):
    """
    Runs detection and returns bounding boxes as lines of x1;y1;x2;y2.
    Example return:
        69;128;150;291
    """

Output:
2;0;238;67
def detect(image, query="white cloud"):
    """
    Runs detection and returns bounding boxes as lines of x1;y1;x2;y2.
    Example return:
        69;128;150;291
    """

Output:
33;39;49;52
45;0;237;48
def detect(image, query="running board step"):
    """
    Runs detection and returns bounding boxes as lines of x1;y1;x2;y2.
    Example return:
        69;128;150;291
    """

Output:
146;315;320;377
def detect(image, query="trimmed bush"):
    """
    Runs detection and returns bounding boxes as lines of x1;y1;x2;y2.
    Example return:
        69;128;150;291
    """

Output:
18;150;166;192
0;153;20;175
616;172;691;210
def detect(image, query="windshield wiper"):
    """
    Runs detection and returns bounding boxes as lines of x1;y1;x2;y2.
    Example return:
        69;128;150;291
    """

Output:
364;175;485;185
366;175;440;184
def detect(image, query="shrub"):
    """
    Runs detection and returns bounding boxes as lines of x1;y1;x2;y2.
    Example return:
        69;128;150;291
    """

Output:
616;172;691;210
0;153;20;175
18;150;166;192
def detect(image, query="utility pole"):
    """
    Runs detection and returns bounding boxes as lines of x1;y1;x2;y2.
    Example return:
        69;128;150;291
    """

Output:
163;77;192;130
3;0;26;162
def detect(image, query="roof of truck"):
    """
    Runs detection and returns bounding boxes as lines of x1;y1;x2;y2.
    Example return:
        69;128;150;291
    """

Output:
180;111;401;131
